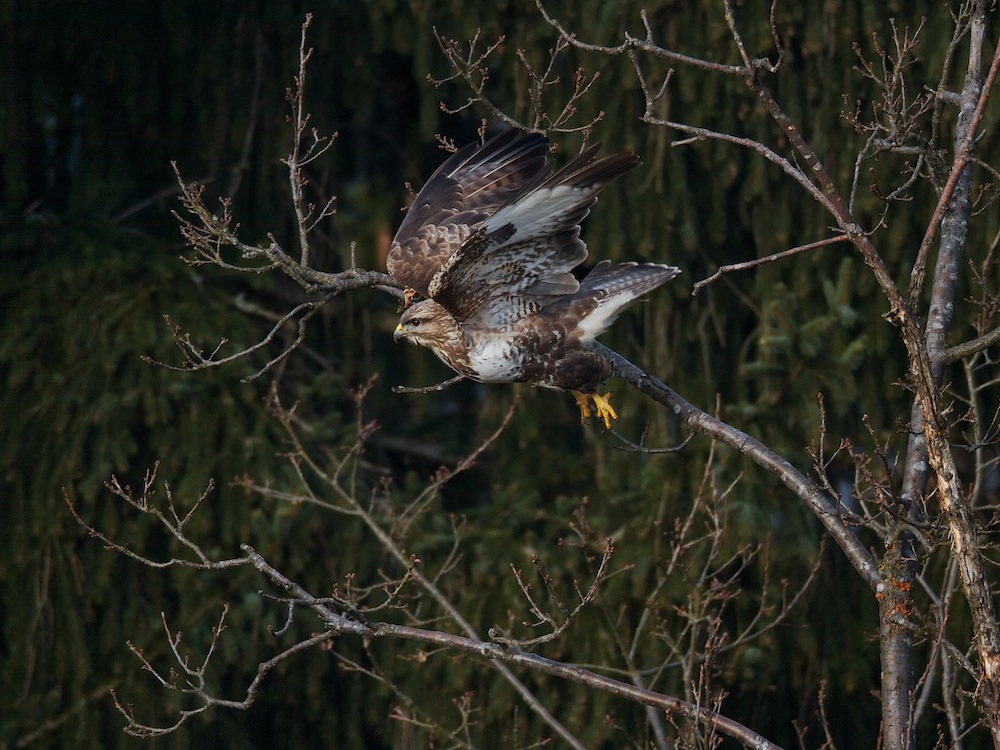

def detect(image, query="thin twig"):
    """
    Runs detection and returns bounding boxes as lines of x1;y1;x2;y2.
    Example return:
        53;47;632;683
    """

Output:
392;375;467;393
692;235;850;295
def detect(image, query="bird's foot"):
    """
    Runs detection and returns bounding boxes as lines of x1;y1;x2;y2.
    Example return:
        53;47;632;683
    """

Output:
397;288;420;312
571;390;618;429
591;392;618;429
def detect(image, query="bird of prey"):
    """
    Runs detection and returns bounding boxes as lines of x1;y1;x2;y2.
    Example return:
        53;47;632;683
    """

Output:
388;129;680;428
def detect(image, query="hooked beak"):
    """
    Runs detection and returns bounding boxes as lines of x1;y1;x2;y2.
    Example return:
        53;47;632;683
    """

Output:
393;323;406;343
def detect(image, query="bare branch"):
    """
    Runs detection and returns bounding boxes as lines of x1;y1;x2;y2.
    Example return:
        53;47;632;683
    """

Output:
143;299;330;382
490;542;615;648
170;165;399;296
945;325;1000;364
429;27;604;137
239;545;783;750
63;467;249;572
392;374;467;393
693;235;851;295
908;33;1000;305
596;343;882;590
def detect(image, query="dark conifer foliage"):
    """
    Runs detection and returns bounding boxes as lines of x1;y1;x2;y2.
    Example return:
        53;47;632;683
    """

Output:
2;2;999;748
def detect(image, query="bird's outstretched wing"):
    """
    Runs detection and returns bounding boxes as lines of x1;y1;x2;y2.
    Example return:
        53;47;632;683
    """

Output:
387;130;549;298
428;146;641;327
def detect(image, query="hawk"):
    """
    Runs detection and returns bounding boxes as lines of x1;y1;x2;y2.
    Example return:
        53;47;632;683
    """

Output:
388;129;680;428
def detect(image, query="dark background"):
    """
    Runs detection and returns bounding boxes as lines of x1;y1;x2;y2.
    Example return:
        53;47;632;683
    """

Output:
2;1;997;748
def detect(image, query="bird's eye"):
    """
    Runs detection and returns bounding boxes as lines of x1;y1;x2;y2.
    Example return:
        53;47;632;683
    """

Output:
408;318;422;327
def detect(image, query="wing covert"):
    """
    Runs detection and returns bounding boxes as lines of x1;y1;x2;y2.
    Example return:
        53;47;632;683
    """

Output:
386;129;549;297
429;148;641;326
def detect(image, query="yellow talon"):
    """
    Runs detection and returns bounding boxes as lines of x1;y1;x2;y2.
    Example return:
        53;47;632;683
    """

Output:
571;389;593;420
570;390;617;429
591;392;618;429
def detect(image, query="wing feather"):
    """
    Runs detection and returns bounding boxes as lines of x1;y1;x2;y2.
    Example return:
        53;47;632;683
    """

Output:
386;130;549;297
429;149;641;326
550;261;682;343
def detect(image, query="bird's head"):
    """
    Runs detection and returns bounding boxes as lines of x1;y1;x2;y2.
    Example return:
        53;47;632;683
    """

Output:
393;299;457;348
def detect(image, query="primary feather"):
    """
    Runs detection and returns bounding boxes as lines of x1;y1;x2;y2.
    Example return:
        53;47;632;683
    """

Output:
388;129;680;426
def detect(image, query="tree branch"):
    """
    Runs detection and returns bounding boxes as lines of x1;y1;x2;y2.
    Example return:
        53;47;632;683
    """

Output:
241;545;784;750
596;343;881;591
945;325;1000;363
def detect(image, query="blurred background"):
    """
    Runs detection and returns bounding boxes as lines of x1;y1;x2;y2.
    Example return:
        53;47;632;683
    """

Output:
2;1;996;748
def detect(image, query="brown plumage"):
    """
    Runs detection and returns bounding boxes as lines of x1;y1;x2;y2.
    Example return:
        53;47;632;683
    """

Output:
388;129;680;427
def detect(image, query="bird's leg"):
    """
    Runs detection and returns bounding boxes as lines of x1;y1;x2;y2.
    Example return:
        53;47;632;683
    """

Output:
397;288;420;313
571;390;593;420
571;390;618;428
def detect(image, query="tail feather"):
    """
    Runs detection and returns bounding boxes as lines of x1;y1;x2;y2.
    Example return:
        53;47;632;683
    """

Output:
580;260;680;296
572;261;681;342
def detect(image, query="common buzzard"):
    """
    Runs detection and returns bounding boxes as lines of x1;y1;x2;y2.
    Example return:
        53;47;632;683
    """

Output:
389;129;680;428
